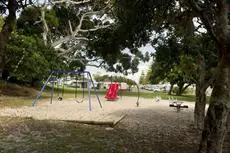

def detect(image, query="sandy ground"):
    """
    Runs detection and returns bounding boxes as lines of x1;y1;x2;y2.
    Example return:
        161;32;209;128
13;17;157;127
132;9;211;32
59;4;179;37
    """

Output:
0;96;229;153
0;96;195;124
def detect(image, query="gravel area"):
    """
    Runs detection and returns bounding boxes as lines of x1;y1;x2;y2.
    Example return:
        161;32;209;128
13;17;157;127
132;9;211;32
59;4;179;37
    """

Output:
0;96;229;153
0;96;195;124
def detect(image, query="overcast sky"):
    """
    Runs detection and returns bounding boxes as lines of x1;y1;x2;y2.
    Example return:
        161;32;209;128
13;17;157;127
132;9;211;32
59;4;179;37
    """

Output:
86;43;155;83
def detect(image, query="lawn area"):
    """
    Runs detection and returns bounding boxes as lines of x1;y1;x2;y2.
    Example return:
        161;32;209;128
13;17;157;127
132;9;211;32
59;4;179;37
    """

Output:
48;85;197;102
1;83;198;108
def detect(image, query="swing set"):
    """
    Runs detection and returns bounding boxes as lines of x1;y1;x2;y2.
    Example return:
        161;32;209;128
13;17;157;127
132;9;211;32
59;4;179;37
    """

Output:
56;73;86;103
32;70;102;111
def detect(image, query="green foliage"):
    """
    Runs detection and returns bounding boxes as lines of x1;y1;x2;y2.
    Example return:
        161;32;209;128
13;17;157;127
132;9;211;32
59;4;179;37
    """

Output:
15;1;154;75
139;71;146;85
17;6;59;38
5;33;65;82
87;26;150;74
86;0;162;74
17;7;43;36
0;16;3;31
149;33;218;88
172;85;194;95
144;66;152;84
172;86;179;95
52;5;81;36
93;74;136;86
149;37;183;84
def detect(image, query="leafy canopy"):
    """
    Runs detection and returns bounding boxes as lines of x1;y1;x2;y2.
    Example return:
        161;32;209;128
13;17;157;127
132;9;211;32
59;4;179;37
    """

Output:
5;33;65;82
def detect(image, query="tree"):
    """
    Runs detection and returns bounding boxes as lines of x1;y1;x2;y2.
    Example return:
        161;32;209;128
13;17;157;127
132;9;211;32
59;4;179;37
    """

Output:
16;0;150;74
93;74;136;90
181;35;218;130
16;0;112;69
185;1;230;152
116;1;229;151
5;32;65;84
150;33;218;128
0;16;4;30
0;0;17;79
149;37;193;96
139;71;146;85
0;0;32;79
144;66;152;84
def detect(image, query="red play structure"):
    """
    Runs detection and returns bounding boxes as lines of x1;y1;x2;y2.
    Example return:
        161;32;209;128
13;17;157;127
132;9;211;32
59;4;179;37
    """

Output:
105;83;119;101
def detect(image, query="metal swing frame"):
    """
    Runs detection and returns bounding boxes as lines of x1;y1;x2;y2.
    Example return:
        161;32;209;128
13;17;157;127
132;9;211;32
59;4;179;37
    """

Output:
56;73;65;101
32;70;102;111
74;73;85;103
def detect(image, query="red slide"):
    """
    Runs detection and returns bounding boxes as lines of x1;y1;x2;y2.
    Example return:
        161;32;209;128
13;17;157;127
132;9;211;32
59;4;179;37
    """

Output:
105;83;119;101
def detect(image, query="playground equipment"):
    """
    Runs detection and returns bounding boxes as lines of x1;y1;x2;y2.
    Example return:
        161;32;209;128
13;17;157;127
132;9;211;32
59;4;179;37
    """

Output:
153;96;161;102
74;74;85;103
169;97;188;112
56;74;65;101
32;70;102;111
105;83;119;100
104;81;140;107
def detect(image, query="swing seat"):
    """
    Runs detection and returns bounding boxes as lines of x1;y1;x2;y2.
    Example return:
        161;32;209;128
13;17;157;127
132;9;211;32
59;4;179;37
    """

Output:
169;102;188;109
58;97;63;101
76;98;84;103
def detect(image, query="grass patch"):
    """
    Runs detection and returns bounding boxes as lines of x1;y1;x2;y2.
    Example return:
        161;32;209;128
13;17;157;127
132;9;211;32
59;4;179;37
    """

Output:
0;96;33;107
1;83;197;108
47;85;196;102
0;95;51;108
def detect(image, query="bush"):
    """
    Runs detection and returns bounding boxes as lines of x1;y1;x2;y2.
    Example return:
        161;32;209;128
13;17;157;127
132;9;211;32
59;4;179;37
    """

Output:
5;33;66;83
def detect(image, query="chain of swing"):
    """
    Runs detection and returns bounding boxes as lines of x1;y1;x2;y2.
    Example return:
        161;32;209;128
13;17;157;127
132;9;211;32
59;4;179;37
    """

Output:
56;73;85;103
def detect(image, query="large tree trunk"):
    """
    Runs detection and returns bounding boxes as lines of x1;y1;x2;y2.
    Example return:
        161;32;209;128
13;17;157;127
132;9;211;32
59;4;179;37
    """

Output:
194;54;207;130
198;48;230;153
194;83;206;130
176;82;184;96
176;82;190;96
0;0;17;79
168;83;174;95
0;29;7;79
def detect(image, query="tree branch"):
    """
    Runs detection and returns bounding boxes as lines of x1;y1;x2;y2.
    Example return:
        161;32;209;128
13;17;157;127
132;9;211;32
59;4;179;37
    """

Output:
215;0;230;42
188;0;202;11
50;0;91;5
52;36;88;47
68;20;73;35
87;57;102;62
79;25;110;32
52;10;110;47
41;7;49;45
58;47;105;68
203;77;215;90
73;10;107;34
182;83;191;93
38;0;111;50
87;61;105;68
57;48;72;56
62;56;105;68
187;0;219;42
